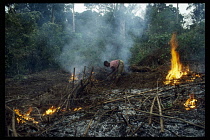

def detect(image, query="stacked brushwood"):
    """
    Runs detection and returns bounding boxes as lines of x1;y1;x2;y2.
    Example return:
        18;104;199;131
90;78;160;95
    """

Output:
5;67;95;137
59;67;94;109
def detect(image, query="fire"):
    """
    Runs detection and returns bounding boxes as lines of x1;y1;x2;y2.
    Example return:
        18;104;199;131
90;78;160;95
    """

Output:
73;107;82;111
164;33;188;85
184;94;197;110
42;106;60;116
42;106;82;116
14;107;38;124
14;106;83;124
69;74;79;83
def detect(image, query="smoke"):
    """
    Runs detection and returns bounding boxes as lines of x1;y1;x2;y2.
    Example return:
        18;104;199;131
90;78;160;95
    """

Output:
58;4;147;73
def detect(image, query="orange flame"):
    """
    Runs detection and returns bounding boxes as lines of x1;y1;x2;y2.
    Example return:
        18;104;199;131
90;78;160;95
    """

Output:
69;74;79;83
73;107;82;111
184;94;197;110
43;106;60;116
14;107;38;124
164;33;188;85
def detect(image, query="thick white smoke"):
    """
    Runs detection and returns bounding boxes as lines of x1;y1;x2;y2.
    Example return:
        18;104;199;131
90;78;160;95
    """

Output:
58;4;147;73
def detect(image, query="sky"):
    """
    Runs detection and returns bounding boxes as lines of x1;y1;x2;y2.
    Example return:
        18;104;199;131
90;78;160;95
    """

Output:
74;3;193;27
74;3;191;15
4;3;193;27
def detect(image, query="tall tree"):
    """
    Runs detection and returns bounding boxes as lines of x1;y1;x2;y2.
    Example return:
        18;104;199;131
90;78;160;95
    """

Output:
51;4;55;23
119;3;126;40
145;3;184;34
5;10;41;76
176;3;179;24
187;3;205;24
72;3;75;32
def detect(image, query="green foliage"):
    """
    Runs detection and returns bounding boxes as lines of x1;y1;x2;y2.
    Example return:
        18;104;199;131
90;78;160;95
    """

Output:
178;21;205;61
13;74;28;81
5;11;41;76
129;3;205;66
5;9;67;77
5;3;205;78
187;3;205;24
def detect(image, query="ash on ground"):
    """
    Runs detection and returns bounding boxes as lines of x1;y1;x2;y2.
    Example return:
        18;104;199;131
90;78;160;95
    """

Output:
38;84;205;137
5;67;205;137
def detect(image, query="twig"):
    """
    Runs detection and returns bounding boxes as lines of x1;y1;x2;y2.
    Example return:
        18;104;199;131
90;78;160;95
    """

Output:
149;78;160;119
102;83;187;105
165;127;180;137
148;95;157;125
65;98;69;110
62;66;93;108
132;108;205;129
139;95;152;109
83;109;99;137
5;98;34;103
32;107;43;121
36;115;66;136
7;125;10;137
129;122;145;137
156;78;164;132
5;105;41;131
124;92;135;135
12;108;18;137
96;108;116;123
121;114;130;127
83;119;93;137
157;95;164;132
83;66;86;80
103;88;157;104
72;67;75;89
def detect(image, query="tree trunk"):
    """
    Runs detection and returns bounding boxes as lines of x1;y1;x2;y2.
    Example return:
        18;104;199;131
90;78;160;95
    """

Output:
51;4;55;23
176;3;179;24
119;3;126;41
72;3;75;32
16;62;19;75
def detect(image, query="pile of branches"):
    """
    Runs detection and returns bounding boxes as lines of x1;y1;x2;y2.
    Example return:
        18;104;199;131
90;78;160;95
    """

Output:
5;66;96;136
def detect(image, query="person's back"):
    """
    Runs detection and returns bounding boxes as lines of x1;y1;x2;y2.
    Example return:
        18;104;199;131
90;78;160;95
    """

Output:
110;60;119;69
104;60;124;85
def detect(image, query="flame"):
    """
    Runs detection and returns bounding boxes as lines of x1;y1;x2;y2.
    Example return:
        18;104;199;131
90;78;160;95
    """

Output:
69;74;79;82
43;106;82;116
43;106;60;116
164;33;188;85
14;107;38;124
184;94;197;110
73;107;82;111
14;106;82;123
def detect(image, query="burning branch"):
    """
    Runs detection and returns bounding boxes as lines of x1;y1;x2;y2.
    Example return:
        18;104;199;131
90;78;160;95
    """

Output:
13;107;39;124
42;106;60;116
5;105;41;131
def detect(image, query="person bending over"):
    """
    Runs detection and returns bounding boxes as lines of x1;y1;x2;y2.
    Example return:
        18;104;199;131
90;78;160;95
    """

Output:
104;59;124;84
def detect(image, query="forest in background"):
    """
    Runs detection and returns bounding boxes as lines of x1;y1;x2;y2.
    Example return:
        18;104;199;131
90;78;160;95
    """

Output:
5;3;205;78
